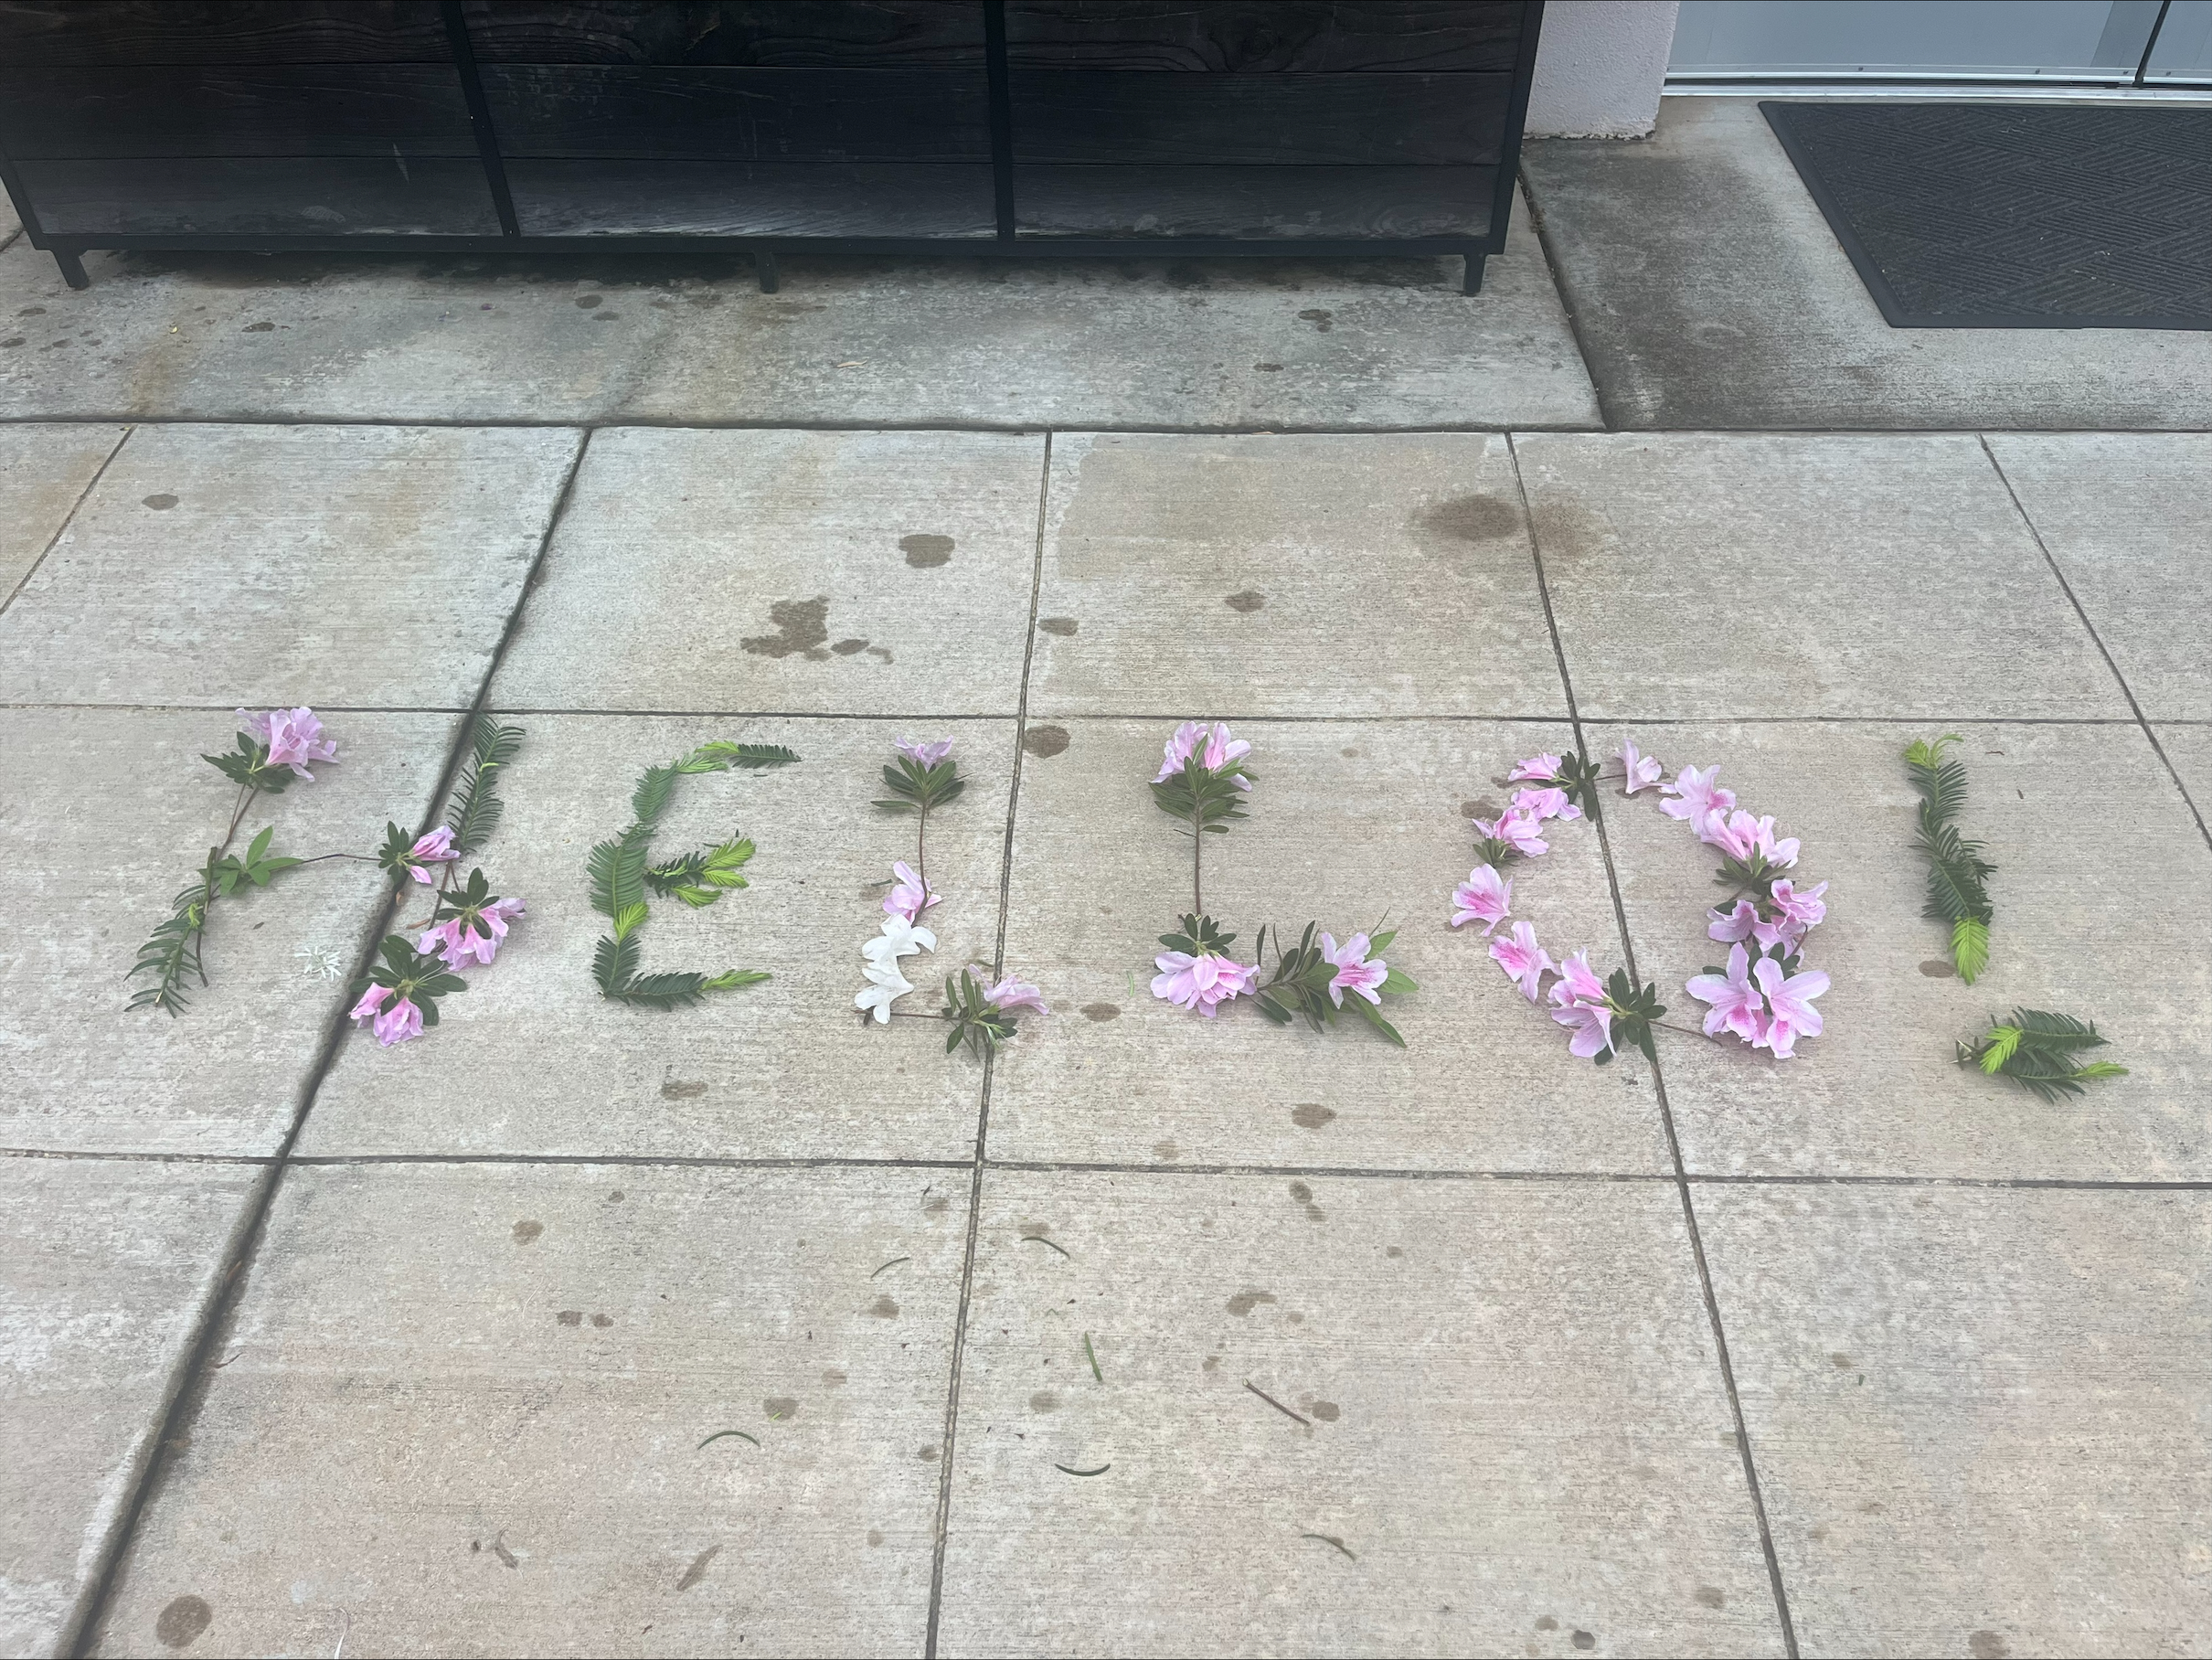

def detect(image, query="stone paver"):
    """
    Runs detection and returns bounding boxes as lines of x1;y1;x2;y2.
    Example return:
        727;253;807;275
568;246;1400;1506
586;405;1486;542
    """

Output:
990;718;1667;1175
492;429;1045;718
299;715;1011;1163
90;1162;963;1659
1590;719;2212;1180
1;1156;260;1658
1028;433;1567;719
1698;1185;2212;1659
0;424;579;708
1985;433;2212;724
938;1169;1782;1656
0;423;124;602
1;708;459;1157
1515;433;2128;720
1524;99;2212;431
0;186;1598;431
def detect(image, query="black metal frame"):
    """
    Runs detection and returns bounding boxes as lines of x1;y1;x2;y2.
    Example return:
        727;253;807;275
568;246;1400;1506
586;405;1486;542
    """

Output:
1;0;1545;297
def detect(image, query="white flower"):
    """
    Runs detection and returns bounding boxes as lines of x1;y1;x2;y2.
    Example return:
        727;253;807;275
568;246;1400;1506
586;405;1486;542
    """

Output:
856;959;915;1024
863;914;936;966
294;944;345;981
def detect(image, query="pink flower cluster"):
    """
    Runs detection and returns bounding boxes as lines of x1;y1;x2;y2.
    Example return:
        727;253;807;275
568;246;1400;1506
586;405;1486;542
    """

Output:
1154;720;1252;788
1481;919;1615;1057
896;737;953;768
238;707;338;780
885;859;939;925
347;984;421;1047
979;974;1049;1016
421;897;526;971
1471;752;1583;859
1151;949;1259;1017
401;826;459;884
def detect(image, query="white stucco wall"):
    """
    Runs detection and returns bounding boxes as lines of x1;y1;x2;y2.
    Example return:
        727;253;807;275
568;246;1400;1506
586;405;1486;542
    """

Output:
1524;0;1681;138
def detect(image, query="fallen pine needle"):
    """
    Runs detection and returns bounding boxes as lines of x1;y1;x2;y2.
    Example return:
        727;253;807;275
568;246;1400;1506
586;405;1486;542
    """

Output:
1084;1332;1103;1382
697;1429;760;1450
871;1256;910;1279
1056;1463;1111;1477
1301;1532;1356;1561
1022;1235;1072;1260
1244;1380;1311;1427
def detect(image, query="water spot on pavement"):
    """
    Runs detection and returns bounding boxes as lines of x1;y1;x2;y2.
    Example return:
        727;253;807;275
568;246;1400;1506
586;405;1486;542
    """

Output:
556;1310;582;1325
1967;1640;2009;1660
1386;1246;1403;1258
1288;1181;1312;1203
822;1367;846;1385
512;1219;543;1244
1153;1139;1178;1160
900;533;953;568
1310;1401;1340;1422
154;1595;212;1649
1029;1391;1060;1412
243;320;273;332
1226;1290;1276;1315
1298;307;1334;331
144;494;178;510
1080;1002;1119;1021
1536;1616;1558;1631
1023;725;1069;758
918;1443;940;1461
1254;362;1283;372
764;1396;798;1420
1462;799;1500;819
574;293;602;308
740;597;830;658
1830;1352;1855;1368
1038;616;1078;636
867;1294;900;1318
1572;1633;1596;1651
1696;1586;1725;1608
831;637;868;654
1919;959;1956;977
1225;590;1265;612
1291;1103;1335;1129
1420;495;1519;543
590;1314;612;1328
662;1079;707;1099
922;1195;950;1217
867;1529;883;1546
675;1544;719;1591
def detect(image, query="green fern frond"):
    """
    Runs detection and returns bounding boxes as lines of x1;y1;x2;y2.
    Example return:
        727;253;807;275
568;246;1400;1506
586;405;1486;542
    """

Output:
1959;1007;2123;1100
1949;917;1989;984
446;719;524;855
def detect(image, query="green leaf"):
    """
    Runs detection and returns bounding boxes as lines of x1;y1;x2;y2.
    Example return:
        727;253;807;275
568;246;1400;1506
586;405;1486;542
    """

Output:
1377;967;1419;995
592;931;640;997
611;901;649;940
1350;997;1407;1048
1978;1026;2023;1073
446;719;524;854
1950;917;1989;984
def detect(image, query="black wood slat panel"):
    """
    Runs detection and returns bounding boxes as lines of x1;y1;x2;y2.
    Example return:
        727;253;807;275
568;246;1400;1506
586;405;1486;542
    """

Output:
461;0;984;66
1003;1;1526;72
0;1;451;66
0;67;478;158
1008;71;1507;166
505;158;995;235
480;66;991;160
17;156;499;233
1012;163;1496;238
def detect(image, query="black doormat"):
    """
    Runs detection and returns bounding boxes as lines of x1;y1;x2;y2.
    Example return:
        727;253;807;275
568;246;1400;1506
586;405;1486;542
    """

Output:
1760;101;2211;330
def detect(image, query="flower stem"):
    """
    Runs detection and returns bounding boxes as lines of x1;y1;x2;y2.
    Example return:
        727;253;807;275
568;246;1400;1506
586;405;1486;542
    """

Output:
1651;1017;1727;1046
1191;821;1203;919
916;802;929;897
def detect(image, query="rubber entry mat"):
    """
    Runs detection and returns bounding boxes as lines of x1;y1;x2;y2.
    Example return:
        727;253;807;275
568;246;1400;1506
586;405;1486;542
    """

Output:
1760;102;2211;329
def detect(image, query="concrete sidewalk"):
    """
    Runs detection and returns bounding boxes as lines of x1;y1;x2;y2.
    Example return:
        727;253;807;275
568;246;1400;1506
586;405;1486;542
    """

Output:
2;129;2209;1660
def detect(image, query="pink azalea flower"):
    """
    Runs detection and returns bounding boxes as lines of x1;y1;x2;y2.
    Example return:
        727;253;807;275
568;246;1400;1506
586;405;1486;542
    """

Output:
1686;942;1768;1045
1473;810;1548;858
885;860;940;924
1201;721;1250;773
982;975;1049;1016
1707;899;1760;943
349;984;423;1047
421;896;525;970
349;984;390;1027
1547;952;1614;1059
238;707;338;780
1154;720;1207;782
1753;957;1828;1059
405;826;459;884
1620;740;1663;794
895;737;953;767
1510;785;1583;825
1509;752;1562;782
1769;878;1827;932
1760;824;1802;868
1661;764;1736;828
1151;950;1258;1017
1490;921;1553;1001
1319;931;1388;1008
1451;864;1513;934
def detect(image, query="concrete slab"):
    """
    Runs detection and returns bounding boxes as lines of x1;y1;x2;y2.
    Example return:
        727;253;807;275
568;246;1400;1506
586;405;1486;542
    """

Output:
0;424;580;708
0;708;459;1156
1515;432;2129;720
1589;720;2212;1180
989;718;1671;1175
1028;433;1569;720
0;187;1600;431
89;1162;963;1659
1698;1185;2212;1659
1524;98;2212;431
1;1156;259;1658
2156;725;2212;834
938;1169;1781;1656
1985;434;2212;724
298;715;1011;1163
492;429;1044;718
0;424;124;604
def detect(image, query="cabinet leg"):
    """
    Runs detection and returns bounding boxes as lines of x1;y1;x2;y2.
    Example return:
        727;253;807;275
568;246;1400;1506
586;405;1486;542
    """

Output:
53;249;90;290
755;251;780;294
1462;252;1485;296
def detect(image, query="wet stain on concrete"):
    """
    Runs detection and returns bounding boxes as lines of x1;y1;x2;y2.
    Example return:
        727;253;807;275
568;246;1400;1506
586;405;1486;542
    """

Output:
1420;495;1519;543
764;1396;798;1420
867;1529;883;1546
1038;616;1079;636
1969;1633;2009;1659
867;1294;900;1318
918;1443;940;1461
1153;1140;1179;1161
1309;1400;1340;1422
590;1314;612;1328
1386;1245;1403;1258
1254;362;1283;372
1462;798;1501;819
901;533;954;568
143;494;178;510
1029;1390;1060;1412
1695;1586;1725;1609
1291;1103;1335;1129
556;1310;583;1326
675;1544;719;1591
1536;1616;1558;1631
1572;1633;1597;1651
243;320;273;332
1023;725;1070;758
1919;958;1957;977
1298;307;1334;331
831;637;868;655
574;293;602;308
922;1195;950;1217
154;1595;212;1649
1287;1181;1325;1224
822;1367;847;1386
741;596;830;658
1079;1002;1119;1021
1225;590;1265;612
512;1219;543;1244
1226;1290;1277;1315
661;1079;707;1099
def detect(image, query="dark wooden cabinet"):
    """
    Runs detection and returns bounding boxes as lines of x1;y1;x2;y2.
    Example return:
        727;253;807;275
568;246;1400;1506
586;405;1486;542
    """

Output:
0;0;1544;293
